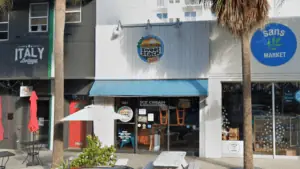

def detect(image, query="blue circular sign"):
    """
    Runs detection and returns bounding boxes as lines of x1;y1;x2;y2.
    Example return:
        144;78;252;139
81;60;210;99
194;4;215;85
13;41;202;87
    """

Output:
251;23;297;66
295;90;300;102
137;35;164;63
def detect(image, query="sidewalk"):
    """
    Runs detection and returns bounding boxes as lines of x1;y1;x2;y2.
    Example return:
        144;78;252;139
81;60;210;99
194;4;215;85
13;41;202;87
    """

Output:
3;150;300;169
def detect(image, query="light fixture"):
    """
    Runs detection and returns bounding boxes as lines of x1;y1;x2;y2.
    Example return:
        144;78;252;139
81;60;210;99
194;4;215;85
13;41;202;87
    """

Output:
116;20;122;31
174;18;182;28
145;19;152;30
111;20;122;40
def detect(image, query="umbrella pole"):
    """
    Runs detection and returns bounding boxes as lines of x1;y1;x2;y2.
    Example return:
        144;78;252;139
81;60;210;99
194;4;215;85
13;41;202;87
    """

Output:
32;132;35;165
92;121;95;137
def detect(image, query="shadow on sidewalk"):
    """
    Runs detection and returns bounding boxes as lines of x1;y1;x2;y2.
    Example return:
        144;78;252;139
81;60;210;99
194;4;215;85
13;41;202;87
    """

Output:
198;157;241;168
198;158;262;169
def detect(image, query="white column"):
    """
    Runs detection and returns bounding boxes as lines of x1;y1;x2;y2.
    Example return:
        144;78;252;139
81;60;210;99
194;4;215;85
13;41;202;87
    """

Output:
204;78;222;158
199;96;207;157
93;97;115;146
49;95;55;150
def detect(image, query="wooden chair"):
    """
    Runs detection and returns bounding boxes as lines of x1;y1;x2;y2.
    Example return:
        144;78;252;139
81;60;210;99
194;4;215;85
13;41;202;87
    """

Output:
159;109;168;125
176;109;186;125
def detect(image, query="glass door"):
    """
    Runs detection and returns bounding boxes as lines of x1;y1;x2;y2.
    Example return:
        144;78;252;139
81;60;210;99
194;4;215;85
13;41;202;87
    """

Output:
168;97;199;156
115;98;136;153
136;98;168;153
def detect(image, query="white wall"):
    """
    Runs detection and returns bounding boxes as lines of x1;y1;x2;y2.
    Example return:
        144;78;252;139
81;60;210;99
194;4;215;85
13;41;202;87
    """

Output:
95;22;210;80
96;0;288;26
274;0;300;17
96;0;215;25
210;18;300;81
207;18;300;158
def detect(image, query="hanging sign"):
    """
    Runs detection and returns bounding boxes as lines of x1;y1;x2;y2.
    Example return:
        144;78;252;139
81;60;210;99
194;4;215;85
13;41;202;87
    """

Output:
137;35;164;63
20;86;33;97
117;106;133;122
251;23;297;66
15;45;45;65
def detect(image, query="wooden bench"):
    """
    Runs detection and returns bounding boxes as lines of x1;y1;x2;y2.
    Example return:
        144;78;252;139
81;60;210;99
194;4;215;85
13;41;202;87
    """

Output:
187;161;200;169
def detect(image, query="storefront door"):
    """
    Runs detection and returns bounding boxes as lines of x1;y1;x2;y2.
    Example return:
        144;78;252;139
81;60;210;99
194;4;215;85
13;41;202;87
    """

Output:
136;105;168;153
115;97;200;155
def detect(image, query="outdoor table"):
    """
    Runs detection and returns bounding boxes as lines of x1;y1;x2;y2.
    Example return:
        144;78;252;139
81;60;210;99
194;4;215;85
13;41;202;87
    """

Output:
153;151;188;169
0;151;15;169
20;139;47;166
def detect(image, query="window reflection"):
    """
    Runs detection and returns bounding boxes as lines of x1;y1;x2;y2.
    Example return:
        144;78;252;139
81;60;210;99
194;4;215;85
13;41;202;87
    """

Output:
275;83;300;156
222;83;273;155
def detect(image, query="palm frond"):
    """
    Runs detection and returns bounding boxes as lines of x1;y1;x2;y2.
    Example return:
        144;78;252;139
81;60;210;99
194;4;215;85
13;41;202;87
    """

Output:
199;0;270;37
0;0;12;12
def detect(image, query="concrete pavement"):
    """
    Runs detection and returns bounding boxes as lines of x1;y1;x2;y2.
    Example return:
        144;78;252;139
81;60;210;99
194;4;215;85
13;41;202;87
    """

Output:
2;150;300;169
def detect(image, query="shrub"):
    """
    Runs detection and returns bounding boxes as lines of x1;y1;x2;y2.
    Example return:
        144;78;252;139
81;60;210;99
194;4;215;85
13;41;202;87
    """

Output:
70;135;117;168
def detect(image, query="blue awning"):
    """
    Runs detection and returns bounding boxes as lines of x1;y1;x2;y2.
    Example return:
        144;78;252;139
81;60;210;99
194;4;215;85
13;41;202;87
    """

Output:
89;80;208;96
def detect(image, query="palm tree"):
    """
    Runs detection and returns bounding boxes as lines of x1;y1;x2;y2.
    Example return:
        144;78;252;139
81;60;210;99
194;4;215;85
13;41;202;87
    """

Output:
52;0;66;167
199;0;285;168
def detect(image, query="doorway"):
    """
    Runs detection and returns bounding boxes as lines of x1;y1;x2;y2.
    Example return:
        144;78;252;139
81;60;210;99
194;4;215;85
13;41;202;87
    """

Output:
115;97;200;155
36;99;50;147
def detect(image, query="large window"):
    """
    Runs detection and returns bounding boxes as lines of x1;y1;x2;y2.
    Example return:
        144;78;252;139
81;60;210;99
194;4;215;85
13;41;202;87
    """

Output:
0;11;9;41
29;3;48;32
222;83;273;155
222;82;300;156
275;83;300;156
114;97;199;155
66;0;81;23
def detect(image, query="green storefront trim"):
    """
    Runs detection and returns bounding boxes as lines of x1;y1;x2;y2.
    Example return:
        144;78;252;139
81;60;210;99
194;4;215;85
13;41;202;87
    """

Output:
48;0;54;149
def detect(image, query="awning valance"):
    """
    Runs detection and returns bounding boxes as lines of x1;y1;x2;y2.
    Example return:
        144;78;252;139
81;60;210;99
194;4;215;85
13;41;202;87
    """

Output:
89;80;208;96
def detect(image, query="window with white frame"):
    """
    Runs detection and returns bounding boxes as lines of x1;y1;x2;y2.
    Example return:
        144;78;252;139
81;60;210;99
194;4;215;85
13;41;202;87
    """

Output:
184;11;196;21
175;0;180;3
0;11;9;40
169;0;174;3
157;13;168;22
65;0;81;23
29;3;49;32
157;0;165;7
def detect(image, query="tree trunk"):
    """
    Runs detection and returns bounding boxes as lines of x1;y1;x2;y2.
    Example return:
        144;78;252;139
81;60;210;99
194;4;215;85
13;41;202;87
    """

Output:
241;32;253;169
52;0;66;167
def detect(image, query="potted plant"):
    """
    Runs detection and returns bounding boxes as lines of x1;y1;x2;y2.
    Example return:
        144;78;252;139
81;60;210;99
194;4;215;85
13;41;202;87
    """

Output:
70;135;117;169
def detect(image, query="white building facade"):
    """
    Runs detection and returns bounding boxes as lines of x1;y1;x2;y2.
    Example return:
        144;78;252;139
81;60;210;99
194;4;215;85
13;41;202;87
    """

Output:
92;0;300;158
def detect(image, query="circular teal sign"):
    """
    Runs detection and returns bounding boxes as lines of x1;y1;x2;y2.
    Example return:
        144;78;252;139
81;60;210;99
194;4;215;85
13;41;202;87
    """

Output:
251;23;297;66
295;90;300;102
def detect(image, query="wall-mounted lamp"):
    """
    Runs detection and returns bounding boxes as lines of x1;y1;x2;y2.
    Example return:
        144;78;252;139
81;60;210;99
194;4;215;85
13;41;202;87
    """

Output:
174;18;182;28
111;20;123;40
116;20;122;31
145;19;152;30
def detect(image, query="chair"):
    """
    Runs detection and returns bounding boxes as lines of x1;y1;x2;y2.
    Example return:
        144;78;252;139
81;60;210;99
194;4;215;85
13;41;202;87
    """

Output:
176;109;186;125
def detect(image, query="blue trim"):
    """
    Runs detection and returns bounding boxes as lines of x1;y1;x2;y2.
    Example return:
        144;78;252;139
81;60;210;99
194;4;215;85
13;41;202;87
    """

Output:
89;80;208;96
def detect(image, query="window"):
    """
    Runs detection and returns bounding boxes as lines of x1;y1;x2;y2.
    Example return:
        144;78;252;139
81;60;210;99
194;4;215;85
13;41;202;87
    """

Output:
185;0;200;5
169;0;174;3
157;0;165;7
114;97;199;154
66;0;81;23
0;11;9;40
275;83;300;156
175;0;180;3
184;12;196;21
29;3;49;32
157;13;168;21
222;82;273;155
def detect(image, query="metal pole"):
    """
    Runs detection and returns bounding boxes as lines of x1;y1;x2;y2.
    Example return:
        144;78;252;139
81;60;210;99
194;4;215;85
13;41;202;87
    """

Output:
272;83;276;158
167;106;170;151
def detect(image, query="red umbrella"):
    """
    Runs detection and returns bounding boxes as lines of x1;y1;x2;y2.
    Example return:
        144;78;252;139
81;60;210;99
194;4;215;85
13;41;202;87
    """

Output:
28;91;39;133
0;96;4;140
